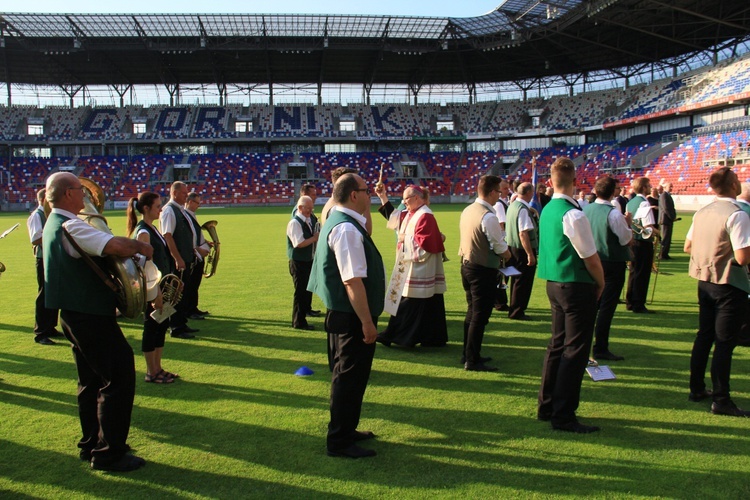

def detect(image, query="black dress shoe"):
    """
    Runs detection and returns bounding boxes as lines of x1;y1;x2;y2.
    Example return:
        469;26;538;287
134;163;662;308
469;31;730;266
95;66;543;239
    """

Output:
376;335;392;347
195;309;210;316
688;389;713;402
537;412;552;422
294;325;315;331
306;310;321;317
326;444;376;459
79;449;93;461
552;421;600;433
47;329;64;338
351;430;376;442
509;314;533;321
171;330;196;339
710;401;750;417
464;362;498;372
91;453;146;472
632;307;655;314
594;351;624;361
34;336;55;345
460;355;492;364
494;304;509;311
188;313;206;320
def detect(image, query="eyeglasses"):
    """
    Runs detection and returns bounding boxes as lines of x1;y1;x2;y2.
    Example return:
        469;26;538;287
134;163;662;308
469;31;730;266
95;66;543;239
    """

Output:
402;194;416;203
354;188;371;195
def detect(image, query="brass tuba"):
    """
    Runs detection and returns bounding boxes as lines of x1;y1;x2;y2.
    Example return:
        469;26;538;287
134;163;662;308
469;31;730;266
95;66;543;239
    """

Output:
201;220;220;278
78;178;147;319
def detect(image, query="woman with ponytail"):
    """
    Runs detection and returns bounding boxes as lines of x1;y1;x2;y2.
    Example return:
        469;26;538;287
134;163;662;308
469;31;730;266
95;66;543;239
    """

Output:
127;192;177;384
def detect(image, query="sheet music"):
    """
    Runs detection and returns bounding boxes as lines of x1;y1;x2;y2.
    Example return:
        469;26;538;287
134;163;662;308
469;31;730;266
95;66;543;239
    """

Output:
586;365;616;381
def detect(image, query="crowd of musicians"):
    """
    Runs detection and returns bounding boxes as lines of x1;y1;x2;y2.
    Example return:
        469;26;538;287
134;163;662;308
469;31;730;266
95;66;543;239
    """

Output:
25;159;750;468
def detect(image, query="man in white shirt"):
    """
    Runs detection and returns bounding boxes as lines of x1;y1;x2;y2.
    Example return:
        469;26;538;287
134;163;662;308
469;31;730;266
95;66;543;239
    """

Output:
685;167;750;417
584;176;633;361
625;177;659;314
184;191;211;320
492;179;511;311
458;175;511;372
286;195;319;330
27;188;60;345
160;181;199;338
308;173;385;459
43;172;153;471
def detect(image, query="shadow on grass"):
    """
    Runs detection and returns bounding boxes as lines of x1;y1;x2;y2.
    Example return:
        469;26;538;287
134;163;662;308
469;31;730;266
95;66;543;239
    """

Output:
0;439;344;499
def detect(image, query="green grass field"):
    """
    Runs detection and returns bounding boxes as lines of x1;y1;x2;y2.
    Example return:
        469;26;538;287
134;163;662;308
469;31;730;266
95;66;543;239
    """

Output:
1;205;749;499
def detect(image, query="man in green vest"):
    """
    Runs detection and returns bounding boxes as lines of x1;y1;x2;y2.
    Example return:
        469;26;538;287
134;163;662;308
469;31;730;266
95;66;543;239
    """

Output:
161;181;199;339
458;175;511;372
583;176;633;362
26;187;60;345
537;157;604;433
625;176;659;314
43;172;154;471
685;167;750;417
308;173;385;459
506;182;539;321
287;195;319;330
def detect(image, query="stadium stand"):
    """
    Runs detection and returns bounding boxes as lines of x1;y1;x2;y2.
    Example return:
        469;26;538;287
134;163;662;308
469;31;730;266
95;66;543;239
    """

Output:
4;50;750;206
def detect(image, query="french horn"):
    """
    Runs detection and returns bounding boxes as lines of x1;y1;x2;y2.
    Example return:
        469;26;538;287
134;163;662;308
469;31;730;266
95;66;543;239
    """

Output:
78;178;147;319
201;220;220;278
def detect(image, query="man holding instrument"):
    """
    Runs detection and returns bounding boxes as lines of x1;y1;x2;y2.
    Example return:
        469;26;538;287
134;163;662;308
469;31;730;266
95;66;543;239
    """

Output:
43;172;153;471
161;181;199;339
625;177;659;314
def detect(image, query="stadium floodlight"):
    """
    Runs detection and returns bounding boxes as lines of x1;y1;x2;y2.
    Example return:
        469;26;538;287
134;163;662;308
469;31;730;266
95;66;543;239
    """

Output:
73;38;81;49
323;36;329;48
200;36;206;48
0;37;4;48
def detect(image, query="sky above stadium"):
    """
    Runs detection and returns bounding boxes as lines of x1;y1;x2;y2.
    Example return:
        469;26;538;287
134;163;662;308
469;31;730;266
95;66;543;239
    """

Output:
4;1;501;18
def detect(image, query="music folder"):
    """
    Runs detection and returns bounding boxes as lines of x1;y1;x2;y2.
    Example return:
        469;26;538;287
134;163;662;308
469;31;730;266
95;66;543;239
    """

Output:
586;365;616;381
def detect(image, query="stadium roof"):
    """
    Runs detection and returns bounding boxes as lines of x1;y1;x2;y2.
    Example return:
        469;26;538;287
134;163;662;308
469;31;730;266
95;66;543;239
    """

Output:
1;1;749;91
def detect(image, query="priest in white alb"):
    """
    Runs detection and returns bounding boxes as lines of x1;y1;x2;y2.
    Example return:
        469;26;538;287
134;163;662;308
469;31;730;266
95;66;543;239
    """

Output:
374;184;448;348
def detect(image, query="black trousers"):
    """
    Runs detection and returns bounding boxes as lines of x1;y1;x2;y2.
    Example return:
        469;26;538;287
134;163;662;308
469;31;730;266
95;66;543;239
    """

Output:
34;257;59;337
659;223;673;259
460;262;497;364
689;281;746;404
508;246;536;319
593;261;627;355
326;310;377;451
60;310;136;462
626;239;653;311
289;259;313;328
142;302;170;352
188;258;205;314
538;281;597;425
170;260;196;331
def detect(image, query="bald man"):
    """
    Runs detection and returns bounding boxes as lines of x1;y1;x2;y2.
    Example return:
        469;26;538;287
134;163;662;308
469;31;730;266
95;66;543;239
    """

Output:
43;172;153;471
